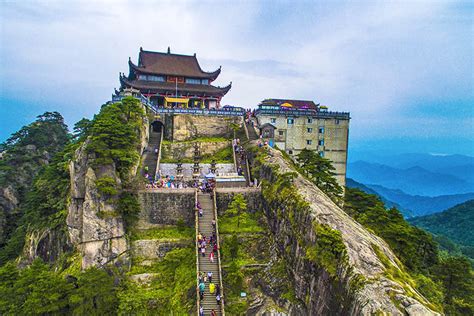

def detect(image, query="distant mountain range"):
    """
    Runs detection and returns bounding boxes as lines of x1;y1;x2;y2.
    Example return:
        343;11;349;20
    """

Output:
346;153;474;217
345;178;413;217
347;153;474;196
409;200;474;261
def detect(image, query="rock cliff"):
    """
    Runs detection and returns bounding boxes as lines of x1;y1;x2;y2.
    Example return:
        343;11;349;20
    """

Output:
256;148;439;315
66;104;148;269
66;140;128;268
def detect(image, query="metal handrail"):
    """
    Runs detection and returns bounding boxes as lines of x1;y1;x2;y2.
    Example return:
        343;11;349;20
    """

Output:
212;190;225;316
195;190;200;316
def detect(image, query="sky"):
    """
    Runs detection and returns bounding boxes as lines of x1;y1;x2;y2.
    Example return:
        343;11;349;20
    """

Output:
1;0;473;158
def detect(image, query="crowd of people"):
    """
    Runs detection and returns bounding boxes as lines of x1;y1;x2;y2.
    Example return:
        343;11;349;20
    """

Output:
233;138;248;178
144;172;189;189
197;198;221;314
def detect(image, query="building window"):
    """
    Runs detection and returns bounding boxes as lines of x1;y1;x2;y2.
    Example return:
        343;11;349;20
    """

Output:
307;118;313;123
287;118;294;124
270;118;276;123
278;130;284;136
318;139;325;146
288;150;293;155
201;79;209;85
185;78;201;84
319;127;325;134
319;151;325;157
306;140;312;145
150;75;165;81
307;128;313;133
335;119;340;125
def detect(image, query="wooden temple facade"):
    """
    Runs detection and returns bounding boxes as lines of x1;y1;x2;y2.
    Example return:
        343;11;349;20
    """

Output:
118;47;232;109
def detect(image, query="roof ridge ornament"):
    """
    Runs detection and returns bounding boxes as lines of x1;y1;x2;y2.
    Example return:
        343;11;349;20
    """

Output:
167;46;171;54
140;47;143;52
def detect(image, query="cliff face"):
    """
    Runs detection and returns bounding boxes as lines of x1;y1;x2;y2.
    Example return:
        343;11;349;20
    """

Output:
256;148;438;316
66;141;128;268
66;104;148;269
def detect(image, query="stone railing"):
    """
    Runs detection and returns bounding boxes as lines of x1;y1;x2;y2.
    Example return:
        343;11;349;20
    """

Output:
255;108;350;119
212;190;225;316
111;94;244;117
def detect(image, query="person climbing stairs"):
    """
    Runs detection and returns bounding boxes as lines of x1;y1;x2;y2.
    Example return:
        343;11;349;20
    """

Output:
142;128;162;179
246;118;259;141
197;192;224;315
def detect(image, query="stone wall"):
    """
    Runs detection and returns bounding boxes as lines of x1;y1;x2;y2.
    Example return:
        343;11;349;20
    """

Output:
138;189;195;226
215;188;262;215
161;140;231;161
172;114;242;141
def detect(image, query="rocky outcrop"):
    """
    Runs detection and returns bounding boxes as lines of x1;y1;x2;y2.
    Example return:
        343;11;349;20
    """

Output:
0;147;54;245
19;226;72;266
66;139;128;269
256;148;439;316
66;105;148;269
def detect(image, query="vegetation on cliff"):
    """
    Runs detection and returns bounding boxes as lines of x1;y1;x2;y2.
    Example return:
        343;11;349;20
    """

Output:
344;187;474;314
0;98;151;314
0;259;118;315
0;112;69;250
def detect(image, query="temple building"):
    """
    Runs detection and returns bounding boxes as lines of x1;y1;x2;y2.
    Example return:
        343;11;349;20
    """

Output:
119;47;232;109
254;98;350;187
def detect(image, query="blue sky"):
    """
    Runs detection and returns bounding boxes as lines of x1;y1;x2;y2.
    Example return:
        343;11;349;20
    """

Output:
1;0;473;157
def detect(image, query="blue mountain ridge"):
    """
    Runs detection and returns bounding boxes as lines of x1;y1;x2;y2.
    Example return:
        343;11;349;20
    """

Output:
347;160;474;196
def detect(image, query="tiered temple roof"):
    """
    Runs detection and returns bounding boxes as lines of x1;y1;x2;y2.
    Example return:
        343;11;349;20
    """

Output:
120;47;231;98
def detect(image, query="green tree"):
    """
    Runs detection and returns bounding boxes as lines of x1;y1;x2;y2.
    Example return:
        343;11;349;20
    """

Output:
296;149;342;201
344;188;438;272
228;234;239;262
226;194;248;228
69;267;118;315
433;256;474;306
11;259;73;314
73;118;92;141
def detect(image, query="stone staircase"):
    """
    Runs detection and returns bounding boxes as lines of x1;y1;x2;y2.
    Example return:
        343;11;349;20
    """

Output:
246;119;259;141
197;192;224;316
142;129;162;178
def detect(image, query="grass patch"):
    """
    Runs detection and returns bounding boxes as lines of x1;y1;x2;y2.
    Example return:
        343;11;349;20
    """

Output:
219;215;264;234
130;226;193;241
120;247;196;314
201;146;233;163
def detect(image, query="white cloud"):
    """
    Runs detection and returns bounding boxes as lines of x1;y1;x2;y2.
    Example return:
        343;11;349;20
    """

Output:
0;0;472;151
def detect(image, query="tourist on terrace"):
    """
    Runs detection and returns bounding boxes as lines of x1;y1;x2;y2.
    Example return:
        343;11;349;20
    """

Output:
199;306;204;316
210;309;217;316
207;271;213;283
211;219;216;230
209;251;215;263
215;284;220;296
216;293;221;305
201;246;206;257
